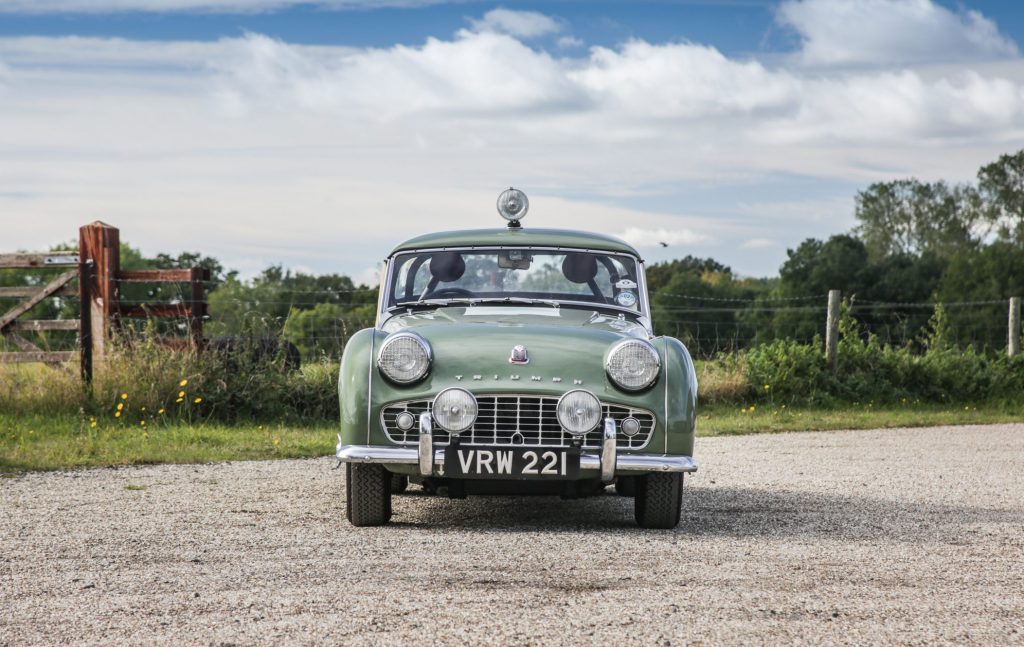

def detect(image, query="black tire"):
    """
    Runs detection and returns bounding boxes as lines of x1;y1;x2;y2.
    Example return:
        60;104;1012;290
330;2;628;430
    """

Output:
634;473;683;529
346;463;392;527
615;476;638;497
389;473;409;495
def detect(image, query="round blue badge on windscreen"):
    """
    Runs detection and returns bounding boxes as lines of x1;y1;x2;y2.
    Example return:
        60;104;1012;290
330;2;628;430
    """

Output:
616;291;637;308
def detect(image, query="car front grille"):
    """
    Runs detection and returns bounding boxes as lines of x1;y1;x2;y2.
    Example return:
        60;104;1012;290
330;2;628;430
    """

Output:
381;394;655;450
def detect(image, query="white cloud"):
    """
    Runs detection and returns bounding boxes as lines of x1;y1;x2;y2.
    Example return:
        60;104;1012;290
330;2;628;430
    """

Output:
0;0;445;13
212;31;578;117
556;36;584;50
779;0;1019;67
469;8;561;39
571;40;798;120
2;8;1024;279
618;228;709;249
739;238;778;250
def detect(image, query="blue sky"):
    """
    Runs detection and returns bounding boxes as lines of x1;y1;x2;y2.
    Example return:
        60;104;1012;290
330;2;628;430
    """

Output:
1;1;1021;55
2;0;1024;281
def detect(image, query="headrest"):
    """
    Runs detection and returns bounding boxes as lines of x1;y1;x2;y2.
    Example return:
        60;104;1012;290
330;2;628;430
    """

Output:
562;253;598;284
429;252;466;282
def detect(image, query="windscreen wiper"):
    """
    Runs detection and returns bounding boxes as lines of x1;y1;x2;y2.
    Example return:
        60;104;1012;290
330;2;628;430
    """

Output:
471;297;561;308
389;298;476;312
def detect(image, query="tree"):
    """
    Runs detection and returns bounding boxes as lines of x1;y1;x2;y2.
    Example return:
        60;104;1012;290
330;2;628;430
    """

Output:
854;179;985;260
153;251;233;289
648;257;770;356
646;256;731;295
935;241;1024;349
978;149;1024;242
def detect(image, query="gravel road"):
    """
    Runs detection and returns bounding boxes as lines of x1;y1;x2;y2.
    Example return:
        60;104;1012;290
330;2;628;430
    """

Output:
2;424;1023;646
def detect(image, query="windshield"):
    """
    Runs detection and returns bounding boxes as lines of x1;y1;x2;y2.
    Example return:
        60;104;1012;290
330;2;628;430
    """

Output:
386;248;645;313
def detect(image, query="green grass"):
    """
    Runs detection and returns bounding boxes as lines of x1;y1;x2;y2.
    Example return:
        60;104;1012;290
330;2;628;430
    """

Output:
2;404;1021;472
699;401;1024;436
0;414;335;472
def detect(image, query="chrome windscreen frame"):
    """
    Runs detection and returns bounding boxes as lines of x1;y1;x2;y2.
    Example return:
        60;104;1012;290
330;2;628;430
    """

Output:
376;245;653;334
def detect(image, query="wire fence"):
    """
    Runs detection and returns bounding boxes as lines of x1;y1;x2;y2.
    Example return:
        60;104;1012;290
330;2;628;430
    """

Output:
3;279;1020;362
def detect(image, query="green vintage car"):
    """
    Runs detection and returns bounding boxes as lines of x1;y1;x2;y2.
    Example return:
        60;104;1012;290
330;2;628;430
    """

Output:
336;189;698;528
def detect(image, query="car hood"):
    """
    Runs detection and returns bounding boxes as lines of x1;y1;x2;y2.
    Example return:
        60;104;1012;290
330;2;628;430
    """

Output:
379;306;649;384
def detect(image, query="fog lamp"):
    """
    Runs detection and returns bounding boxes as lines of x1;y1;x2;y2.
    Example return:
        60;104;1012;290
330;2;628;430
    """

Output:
432;388;478;434
556;389;602;436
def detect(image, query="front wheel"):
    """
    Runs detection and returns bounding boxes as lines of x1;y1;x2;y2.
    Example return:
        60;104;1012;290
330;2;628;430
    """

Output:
346;463;392;526
634;472;683;529
390;473;409;494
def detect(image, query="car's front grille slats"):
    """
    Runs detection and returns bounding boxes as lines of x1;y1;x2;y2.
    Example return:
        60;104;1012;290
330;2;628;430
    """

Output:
381;394;654;450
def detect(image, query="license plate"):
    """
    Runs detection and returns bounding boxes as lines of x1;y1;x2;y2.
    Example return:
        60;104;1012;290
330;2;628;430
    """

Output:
443;446;580;480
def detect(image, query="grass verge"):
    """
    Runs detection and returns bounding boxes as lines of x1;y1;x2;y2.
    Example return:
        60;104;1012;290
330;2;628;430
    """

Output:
698;401;1023;436
0;414;335;472
2;404;1022;472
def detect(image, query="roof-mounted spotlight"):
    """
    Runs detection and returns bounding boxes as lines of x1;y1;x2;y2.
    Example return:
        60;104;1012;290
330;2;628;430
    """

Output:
497;187;529;228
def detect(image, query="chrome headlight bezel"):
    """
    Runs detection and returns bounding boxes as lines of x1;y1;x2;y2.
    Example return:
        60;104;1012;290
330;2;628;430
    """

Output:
556;389;602;436
432;388;478;434
377;332;432;384
605;339;661;392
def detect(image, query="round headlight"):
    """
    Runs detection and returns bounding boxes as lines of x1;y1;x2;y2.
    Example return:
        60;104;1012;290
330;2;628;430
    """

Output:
556;389;602;436
605;339;660;391
497;187;529;223
377;332;431;384
432;388;478;434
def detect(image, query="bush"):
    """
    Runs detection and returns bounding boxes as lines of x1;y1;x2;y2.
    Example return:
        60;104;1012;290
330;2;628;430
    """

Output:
730;303;1024;406
0;319;340;427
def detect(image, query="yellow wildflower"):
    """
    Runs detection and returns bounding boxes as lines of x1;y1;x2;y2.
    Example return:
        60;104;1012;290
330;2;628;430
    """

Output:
175;398;184;404
90;421;97;428
194;397;202;404
115;411;121;418
763;384;770;391
117;403;124;411
140;420;146;427
158;408;165;415
121;393;128;400
177;391;185;398
179;379;188;387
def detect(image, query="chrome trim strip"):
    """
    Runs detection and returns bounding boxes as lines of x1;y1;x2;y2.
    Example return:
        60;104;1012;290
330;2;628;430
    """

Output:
663;337;669;454
366;331;375;445
600;417;616;483
590;454;698;473
418;412;433;477
336;445;698;473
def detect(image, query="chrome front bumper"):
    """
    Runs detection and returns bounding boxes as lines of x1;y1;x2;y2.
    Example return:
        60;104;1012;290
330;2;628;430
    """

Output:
336;416;697;481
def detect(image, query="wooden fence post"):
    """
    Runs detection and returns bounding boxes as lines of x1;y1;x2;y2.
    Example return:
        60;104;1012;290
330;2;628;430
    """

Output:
79;260;93;383
78;222;120;367
826;289;840;371
1010;297;1021;358
189;267;209;350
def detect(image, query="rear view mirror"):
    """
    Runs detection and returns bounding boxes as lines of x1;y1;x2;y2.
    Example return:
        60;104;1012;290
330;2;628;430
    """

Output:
498;250;532;270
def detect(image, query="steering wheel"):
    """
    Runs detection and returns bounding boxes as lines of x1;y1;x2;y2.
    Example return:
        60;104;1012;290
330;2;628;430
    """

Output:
423;287;474;300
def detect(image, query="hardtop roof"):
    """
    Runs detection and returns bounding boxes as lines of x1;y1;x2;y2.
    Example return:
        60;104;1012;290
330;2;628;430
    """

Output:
389;227;642;257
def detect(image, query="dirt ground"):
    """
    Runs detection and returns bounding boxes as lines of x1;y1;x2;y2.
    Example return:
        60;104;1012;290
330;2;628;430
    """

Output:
2;424;1023;645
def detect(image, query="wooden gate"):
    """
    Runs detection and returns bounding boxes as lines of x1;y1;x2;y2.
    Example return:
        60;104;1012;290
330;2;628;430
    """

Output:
0;251;89;378
1;221;210;383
